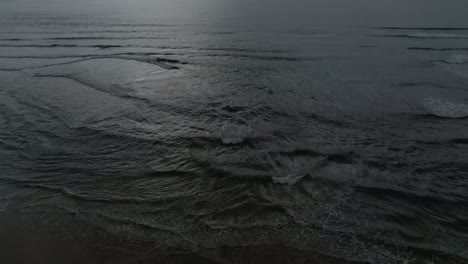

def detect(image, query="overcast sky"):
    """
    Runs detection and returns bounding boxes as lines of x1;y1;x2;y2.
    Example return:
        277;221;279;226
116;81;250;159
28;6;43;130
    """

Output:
2;0;468;27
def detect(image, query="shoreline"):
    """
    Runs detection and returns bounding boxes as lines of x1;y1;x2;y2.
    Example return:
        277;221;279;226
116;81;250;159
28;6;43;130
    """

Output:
0;212;358;264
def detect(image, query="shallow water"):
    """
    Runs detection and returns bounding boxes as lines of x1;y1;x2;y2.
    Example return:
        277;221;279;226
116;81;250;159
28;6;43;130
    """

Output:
1;0;468;263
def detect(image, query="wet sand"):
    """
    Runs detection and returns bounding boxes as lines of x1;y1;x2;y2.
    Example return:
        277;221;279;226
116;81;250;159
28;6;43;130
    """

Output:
0;213;362;264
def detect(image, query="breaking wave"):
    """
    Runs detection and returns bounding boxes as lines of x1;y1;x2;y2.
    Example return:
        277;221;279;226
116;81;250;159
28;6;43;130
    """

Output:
422;98;468;118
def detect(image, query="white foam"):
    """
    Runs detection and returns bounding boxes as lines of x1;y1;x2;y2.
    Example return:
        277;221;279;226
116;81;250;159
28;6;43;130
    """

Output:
422;98;468;118
272;173;307;185
443;54;468;64
220;123;252;145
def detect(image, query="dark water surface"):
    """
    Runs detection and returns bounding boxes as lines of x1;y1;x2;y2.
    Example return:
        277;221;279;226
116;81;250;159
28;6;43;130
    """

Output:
1;0;468;263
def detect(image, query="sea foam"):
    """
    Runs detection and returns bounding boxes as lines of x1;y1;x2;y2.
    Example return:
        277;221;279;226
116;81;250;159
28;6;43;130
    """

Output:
422;98;468;118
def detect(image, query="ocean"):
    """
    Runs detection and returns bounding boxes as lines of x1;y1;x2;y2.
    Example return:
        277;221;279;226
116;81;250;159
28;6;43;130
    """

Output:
1;0;468;263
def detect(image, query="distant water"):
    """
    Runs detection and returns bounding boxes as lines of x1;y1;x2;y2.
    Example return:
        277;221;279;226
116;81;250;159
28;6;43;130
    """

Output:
1;0;468;263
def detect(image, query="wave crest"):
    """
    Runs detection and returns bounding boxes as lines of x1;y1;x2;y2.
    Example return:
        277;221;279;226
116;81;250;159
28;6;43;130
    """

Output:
422;98;468;118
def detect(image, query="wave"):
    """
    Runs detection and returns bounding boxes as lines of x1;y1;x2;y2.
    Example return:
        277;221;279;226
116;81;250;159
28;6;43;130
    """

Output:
398;82;466;91
0;43;288;56
152;46;289;54
50;36;170;40
0;36;169;41
440;54;468;64
422;98;468;118
375;33;468;39
90;211;196;244
0;44;79;48
0;44;125;49
200;53;303;61
205;31;235;35
2;178;194;205
271;151;357;186
0;69;21;72
107;23;183;27
272;173;308;185
220;124;253;145
195;47;288;53
408;47;468;51
377;27;468;31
